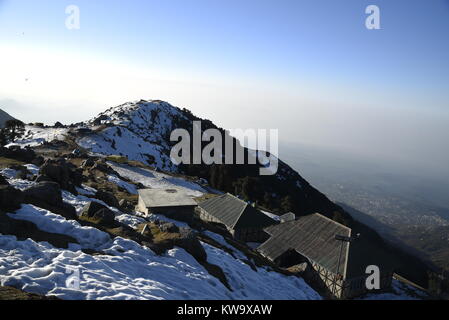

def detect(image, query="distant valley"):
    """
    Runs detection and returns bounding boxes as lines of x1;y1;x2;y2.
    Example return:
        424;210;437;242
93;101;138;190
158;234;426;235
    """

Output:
281;142;449;270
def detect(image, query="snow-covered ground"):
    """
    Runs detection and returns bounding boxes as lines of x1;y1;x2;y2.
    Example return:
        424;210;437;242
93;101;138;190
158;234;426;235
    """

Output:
107;174;138;195
0;162;425;301
108;162;206;197
78;126;175;171
7;126;69;148
360;279;427;300
0;164;322;300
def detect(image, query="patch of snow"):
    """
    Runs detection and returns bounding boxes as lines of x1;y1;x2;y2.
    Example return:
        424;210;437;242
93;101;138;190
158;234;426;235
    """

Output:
8;204;111;249
75;185;97;196
261;210;281;222
0;168;19;179
203;231;247;260
9;126;68;148
24;164;40;176
0;232;321;300
107;174;138;194
144;212;190;229
108;162;205;197
359;280;426;300
4;177;35;190
202;242;322;300
78;126;175;172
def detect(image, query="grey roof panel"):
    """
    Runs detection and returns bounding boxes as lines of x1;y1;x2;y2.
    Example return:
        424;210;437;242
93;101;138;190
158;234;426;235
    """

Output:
259;213;351;277
198;193;275;229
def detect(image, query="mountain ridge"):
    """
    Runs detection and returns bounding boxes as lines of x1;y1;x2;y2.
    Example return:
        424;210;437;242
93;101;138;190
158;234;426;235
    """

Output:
12;99;434;288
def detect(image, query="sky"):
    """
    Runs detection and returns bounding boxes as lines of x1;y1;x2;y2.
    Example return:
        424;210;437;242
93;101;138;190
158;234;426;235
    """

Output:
0;0;448;177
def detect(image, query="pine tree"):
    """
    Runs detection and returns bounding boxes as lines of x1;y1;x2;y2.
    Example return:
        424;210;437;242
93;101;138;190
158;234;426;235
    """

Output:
4;119;25;142
0;129;7;146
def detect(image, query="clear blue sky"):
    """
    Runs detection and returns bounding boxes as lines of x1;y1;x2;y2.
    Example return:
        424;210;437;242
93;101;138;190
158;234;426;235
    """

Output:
1;0;449;93
0;0;448;174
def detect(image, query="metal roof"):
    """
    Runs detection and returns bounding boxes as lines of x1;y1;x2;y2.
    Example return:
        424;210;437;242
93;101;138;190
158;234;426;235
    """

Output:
138;188;197;208
198;193;276;230
257;213;352;278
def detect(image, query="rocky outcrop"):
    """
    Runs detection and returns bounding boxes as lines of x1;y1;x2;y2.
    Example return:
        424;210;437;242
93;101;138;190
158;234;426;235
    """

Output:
94;190;120;208
0;211;78;249
0;286;59;300
0;146;36;163
22;182;77;220
39;159;83;194
79;201;116;227
0;174;9;186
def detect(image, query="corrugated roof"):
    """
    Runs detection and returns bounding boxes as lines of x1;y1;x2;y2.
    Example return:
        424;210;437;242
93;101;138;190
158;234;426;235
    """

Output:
258;213;351;278
198;193;275;230
138;188;197;208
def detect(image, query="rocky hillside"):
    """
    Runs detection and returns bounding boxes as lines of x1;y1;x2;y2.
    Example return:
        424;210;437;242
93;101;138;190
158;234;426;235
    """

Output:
2;99;433;294
0;108;16;128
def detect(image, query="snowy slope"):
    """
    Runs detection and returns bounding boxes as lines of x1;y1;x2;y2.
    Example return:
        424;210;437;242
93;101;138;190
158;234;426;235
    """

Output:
107;162;206;197
0;166;321;300
77;100;192;171
8;125;69;148
0;162;425;300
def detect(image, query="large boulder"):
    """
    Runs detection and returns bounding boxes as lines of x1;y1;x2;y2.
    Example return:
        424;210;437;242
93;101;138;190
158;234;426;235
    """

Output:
0;213;77;249
39;159;83;193
157;221;179;233
80;201;116;227
81;158;95;168
0;185;24;212
0;146;36;163
0;174;9;186
90;160;116;175
23;182;62;207
80;201;107;217
95;190;120;208
22;182;77;220
175;228;207;262
34;175;54;183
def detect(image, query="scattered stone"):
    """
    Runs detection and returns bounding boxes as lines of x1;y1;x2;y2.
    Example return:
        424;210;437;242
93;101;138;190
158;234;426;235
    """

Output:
95;190;120;208
31;156;45;167
0;174;9;186
0;185;24;211
91;160;114;174
90;208;116;227
81;158;95;168
23;182;62;207
0;146;36;163
22;182;77;220
34;175;54;183
79;201;116;227
80;201;108;217
175;228;207;262
39;158;83;194
0;213;77;249
158;222;179;233
0;286;59;300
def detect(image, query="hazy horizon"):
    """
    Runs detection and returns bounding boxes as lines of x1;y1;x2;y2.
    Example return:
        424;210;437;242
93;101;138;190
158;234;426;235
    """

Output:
1;0;448;184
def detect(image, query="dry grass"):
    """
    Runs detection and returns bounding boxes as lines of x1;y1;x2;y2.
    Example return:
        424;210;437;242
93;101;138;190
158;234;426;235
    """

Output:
137;223;181;243
194;193;218;203
0;157;25;168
